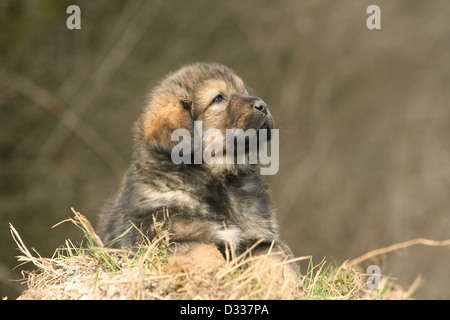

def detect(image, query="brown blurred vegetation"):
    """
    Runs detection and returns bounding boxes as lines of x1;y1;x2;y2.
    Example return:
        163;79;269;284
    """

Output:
1;0;449;299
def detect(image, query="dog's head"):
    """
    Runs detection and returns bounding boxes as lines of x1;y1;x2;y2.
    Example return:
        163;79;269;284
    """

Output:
137;63;274;173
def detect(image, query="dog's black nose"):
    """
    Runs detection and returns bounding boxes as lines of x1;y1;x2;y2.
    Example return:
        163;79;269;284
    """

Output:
253;101;268;115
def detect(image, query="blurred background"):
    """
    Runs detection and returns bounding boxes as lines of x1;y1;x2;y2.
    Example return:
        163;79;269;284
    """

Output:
1;0;449;299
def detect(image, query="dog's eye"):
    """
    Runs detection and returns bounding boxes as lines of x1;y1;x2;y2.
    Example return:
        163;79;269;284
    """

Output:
211;94;224;104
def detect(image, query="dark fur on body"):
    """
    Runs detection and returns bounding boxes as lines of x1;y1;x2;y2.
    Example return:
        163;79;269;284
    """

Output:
97;63;286;257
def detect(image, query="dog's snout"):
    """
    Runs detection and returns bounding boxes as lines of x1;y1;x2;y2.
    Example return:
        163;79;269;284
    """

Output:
253;101;268;115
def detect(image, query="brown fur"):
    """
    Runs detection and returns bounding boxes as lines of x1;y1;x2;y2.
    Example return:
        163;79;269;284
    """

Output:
143;100;193;150
97;63;291;266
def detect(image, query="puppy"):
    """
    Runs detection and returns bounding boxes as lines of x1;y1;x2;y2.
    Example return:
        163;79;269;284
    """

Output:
97;63;289;262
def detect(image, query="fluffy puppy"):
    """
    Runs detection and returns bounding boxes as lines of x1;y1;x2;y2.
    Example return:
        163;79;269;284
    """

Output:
97;63;288;260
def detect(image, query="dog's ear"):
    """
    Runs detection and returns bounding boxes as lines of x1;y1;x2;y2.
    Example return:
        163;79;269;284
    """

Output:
143;98;193;152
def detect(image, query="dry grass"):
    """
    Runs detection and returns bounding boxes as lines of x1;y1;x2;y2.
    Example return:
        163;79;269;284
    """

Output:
8;208;434;300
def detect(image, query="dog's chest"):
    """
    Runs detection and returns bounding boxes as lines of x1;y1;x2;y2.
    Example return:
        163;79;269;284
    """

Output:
201;175;269;218
203;175;273;243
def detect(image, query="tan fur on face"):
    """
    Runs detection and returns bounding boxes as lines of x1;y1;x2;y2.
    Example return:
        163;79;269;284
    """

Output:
138;63;272;174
